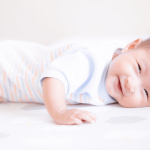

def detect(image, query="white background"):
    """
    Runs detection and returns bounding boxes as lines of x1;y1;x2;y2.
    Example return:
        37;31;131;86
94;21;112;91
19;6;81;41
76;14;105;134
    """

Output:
0;0;149;44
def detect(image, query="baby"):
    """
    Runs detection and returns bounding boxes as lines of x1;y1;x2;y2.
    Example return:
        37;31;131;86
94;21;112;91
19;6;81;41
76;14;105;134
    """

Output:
0;38;148;125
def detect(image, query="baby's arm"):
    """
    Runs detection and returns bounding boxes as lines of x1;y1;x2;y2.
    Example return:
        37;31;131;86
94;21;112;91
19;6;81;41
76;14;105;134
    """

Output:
42;77;97;125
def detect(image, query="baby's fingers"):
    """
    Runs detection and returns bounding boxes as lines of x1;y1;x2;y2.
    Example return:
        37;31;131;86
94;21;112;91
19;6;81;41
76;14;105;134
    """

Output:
67;117;83;125
85;111;97;122
76;112;95;124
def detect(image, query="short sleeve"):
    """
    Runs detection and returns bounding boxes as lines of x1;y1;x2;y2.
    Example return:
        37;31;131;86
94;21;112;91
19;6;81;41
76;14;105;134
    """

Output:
39;50;90;95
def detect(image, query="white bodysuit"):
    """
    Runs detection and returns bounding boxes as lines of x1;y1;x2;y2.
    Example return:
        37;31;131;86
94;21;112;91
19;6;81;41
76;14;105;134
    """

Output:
0;39;126;105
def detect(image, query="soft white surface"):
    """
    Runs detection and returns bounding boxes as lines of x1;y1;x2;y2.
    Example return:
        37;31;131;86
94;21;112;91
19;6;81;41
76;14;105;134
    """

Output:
1;102;150;150
23;137;73;146
104;130;149;139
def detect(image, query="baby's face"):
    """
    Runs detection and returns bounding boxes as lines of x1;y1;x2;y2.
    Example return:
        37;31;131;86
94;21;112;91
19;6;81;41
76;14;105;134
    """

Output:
106;39;150;107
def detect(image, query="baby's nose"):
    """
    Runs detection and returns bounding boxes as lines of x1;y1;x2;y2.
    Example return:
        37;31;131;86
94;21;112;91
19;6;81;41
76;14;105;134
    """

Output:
125;77;135;92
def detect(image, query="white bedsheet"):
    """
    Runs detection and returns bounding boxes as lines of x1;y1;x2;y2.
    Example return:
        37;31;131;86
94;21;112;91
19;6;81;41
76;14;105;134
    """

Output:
0;102;150;150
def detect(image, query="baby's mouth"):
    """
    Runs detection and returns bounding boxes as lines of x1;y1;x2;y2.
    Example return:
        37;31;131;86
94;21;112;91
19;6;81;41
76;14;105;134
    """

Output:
118;77;123;94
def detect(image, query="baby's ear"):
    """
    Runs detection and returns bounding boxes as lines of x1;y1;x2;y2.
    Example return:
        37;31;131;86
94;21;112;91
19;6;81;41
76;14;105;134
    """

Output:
122;38;143;53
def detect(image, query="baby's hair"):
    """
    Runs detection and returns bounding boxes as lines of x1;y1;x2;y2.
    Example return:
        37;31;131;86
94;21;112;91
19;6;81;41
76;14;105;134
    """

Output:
135;37;150;50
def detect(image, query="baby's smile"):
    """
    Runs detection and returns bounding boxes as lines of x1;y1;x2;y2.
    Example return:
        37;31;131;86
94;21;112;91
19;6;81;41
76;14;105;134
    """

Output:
118;76;123;95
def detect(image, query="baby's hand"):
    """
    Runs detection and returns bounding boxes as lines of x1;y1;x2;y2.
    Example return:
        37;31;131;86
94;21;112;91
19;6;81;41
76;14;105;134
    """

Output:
54;109;97;125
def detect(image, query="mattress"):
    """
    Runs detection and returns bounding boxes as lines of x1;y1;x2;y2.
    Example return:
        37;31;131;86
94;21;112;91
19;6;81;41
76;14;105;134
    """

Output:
0;35;150;150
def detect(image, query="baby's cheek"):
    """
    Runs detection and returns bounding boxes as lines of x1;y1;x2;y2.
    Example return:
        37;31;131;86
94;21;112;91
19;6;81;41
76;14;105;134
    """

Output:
119;94;144;108
105;76;116;96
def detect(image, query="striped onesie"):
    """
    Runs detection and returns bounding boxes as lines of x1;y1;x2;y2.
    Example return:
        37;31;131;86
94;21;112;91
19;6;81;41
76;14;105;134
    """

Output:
0;39;126;105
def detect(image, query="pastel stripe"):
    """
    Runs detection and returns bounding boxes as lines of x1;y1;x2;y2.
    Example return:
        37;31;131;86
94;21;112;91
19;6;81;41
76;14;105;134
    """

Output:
65;99;71;105
59;48;61;56
80;94;82;102
51;50;53;61
0;84;4;102
99;97;104;102
70;94;72;100
25;64;37;102
11;91;14;102
16;55;25;89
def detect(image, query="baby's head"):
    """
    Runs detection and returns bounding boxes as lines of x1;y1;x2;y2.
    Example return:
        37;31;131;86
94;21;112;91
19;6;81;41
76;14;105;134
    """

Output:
106;38;150;108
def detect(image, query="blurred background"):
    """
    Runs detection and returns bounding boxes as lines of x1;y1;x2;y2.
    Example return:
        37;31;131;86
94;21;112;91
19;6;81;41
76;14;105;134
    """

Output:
0;0;149;45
